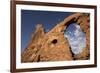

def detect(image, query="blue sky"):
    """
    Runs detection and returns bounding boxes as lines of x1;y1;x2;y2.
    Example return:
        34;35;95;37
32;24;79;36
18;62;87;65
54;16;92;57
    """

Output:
21;10;73;52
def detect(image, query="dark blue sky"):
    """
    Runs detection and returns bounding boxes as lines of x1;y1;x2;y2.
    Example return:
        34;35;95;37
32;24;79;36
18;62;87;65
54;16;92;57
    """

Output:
21;10;74;52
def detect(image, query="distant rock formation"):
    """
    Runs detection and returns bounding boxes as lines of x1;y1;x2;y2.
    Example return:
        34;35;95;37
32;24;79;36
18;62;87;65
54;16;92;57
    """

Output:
21;13;90;62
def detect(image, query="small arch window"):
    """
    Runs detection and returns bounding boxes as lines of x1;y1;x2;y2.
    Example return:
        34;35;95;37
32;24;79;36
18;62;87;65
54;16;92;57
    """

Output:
51;39;58;44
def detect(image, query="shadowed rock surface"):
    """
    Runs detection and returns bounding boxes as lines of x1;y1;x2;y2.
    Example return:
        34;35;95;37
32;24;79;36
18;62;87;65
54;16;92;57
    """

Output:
21;13;90;62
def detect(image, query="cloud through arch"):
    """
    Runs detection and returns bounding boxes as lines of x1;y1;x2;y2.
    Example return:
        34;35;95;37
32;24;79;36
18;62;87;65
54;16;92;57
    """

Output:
64;23;86;54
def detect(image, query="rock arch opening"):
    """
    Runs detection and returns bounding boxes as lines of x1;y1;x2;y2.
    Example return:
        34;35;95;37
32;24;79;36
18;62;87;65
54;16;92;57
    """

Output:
64;23;86;55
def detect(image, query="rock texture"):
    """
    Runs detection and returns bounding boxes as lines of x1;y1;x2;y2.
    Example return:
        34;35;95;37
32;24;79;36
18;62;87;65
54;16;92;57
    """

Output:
21;13;90;62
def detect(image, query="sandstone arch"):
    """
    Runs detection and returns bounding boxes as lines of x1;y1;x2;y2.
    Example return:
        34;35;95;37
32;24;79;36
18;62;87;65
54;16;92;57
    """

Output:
21;13;90;62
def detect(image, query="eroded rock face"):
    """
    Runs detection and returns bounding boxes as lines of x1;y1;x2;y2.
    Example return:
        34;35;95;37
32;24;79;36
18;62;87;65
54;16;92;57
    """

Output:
21;24;45;62
21;13;90;62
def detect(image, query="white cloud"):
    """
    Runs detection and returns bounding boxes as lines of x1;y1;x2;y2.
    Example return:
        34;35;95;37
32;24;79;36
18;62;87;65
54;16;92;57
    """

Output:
64;31;72;39
70;35;86;54
69;31;72;34
74;25;82;37
75;24;80;29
